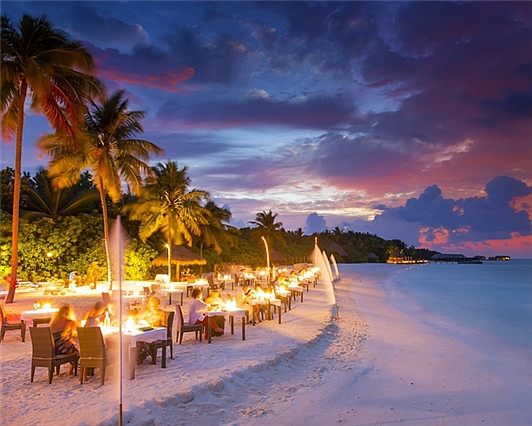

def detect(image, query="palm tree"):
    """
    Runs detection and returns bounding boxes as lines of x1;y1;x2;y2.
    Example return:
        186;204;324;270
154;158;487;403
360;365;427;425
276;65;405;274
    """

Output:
1;14;102;303
249;210;286;248
21;169;100;221
124;161;210;249
197;201;239;256
38;90;163;287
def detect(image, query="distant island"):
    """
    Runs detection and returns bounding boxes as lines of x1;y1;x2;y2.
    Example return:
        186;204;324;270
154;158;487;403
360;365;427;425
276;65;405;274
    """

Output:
387;253;512;264
426;254;511;264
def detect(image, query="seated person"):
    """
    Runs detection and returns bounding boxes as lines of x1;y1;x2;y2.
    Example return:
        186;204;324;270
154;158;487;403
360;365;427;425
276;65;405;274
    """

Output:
83;301;106;327
141;296;166;327
204;290;225;335
188;288;223;339
50;304;79;374
137;297;166;364
204;290;224;308
237;285;259;324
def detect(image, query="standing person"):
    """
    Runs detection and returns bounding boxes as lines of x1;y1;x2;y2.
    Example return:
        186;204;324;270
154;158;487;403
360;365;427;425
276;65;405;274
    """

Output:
68;271;79;287
50;304;79;374
188;288;223;339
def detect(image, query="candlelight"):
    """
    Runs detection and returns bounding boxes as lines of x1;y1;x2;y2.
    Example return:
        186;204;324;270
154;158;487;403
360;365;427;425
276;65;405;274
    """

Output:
225;298;237;310
125;317;136;332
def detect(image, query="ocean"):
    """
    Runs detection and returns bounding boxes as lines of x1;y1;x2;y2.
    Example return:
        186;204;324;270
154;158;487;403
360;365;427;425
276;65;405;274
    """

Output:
378;259;532;353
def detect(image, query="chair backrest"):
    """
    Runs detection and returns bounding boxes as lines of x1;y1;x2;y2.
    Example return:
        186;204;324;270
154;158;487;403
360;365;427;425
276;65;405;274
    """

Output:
175;304;185;326
165;310;175;338
143;286;151;297
77;327;105;359
29;327;55;358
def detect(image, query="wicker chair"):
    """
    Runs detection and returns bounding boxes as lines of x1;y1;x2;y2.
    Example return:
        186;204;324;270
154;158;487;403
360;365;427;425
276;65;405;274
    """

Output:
175;304;202;344
149;310;175;368
29;327;78;384
77;327;109;386
1;304;26;342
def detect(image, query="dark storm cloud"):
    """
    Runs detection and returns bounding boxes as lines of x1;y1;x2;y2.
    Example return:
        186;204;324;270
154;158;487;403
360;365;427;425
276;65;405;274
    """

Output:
164;26;245;84
480;89;532;121
142;132;234;159
59;2;149;51
377;176;532;242
158;94;354;130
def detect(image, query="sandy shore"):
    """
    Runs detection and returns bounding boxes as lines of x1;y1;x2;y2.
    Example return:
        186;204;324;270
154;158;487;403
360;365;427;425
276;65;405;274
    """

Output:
1;264;530;425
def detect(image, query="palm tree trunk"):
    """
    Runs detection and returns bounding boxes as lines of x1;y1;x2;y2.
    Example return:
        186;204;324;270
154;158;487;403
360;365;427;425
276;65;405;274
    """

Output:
98;178;113;290
6;81;28;304
199;242;204;275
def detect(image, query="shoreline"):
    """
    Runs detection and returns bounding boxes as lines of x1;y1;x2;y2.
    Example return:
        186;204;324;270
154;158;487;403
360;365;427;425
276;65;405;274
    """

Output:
342;263;531;425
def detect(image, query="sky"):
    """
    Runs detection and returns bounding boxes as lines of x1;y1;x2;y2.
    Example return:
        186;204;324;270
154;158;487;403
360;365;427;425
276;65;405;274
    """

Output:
1;1;531;258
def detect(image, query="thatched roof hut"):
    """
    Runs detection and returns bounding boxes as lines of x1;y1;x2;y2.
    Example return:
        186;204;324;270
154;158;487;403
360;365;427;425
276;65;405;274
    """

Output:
152;245;206;280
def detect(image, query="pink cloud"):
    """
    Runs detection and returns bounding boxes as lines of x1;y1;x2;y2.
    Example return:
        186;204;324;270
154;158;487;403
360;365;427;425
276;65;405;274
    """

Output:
97;67;195;93
418;232;532;259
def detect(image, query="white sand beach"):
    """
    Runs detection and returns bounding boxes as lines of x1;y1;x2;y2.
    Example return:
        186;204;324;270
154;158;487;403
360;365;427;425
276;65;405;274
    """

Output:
1;263;530;425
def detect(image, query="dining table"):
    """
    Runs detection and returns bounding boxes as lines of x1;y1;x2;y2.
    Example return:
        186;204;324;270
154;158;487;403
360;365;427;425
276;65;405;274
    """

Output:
102;326;167;379
20;308;59;326
200;308;247;343
154;288;184;306
247;298;282;323
214;276;236;291
288;285;304;303
246;298;270;323
274;289;292;311
185;282;210;298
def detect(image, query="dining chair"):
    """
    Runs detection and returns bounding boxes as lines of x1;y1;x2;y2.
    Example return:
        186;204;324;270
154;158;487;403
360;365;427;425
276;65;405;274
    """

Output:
149;310;175;368
175;304;202;344
1;304;26;342
29;327;78;384
77;326;109;386
33;317;51;326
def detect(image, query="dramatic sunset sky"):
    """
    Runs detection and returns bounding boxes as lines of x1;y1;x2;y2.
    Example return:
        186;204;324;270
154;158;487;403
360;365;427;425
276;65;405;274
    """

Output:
2;1;531;258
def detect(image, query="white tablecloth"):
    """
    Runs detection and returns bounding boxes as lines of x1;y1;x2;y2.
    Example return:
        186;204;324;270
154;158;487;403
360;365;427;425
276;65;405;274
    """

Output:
20;308;59;321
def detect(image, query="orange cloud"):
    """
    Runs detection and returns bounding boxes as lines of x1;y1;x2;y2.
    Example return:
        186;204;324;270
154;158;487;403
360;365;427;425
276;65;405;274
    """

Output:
98;67;195;92
511;193;532;217
418;227;450;246
419;232;532;258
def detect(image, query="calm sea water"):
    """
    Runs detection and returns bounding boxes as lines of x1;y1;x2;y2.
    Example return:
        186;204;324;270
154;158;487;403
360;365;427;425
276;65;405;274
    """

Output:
383;259;532;352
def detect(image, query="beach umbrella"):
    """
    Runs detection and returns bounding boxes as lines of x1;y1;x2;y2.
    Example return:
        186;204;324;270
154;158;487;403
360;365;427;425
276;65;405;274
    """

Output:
311;239;339;319
309;237;322;266
330;254;340;281
152;245;206;281
322;250;334;284
109;217;126;426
